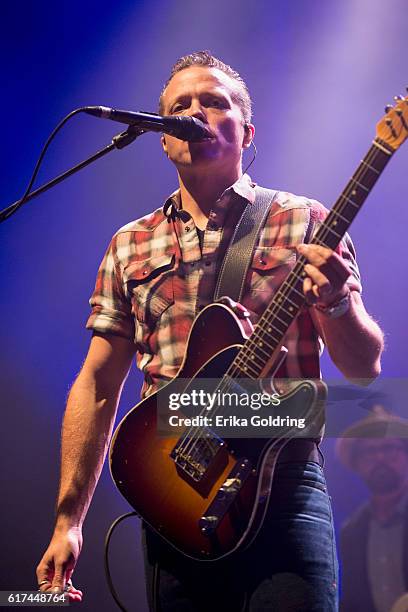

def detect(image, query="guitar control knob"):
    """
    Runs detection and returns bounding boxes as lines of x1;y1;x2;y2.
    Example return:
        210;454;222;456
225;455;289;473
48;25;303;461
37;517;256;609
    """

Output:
199;515;219;534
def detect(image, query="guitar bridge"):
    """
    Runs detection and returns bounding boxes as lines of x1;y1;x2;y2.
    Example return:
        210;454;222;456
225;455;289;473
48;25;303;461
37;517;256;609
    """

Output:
171;430;226;482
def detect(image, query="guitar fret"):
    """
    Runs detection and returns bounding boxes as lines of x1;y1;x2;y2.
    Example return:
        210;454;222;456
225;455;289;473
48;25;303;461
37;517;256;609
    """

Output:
322;224;342;239
361;159;380;175
271;312;291;328
290;286;305;299
266;322;285;337
259;322;285;343
249;330;276;351
352;179;369;193
341;194;359;208
331;209;350;224
256;321;281;344
289;271;305;284
242;351;264;368
233;359;258;377
261;313;290;332
372;139;393;155
257;327;281;345
278;302;298;317
244;338;271;359
260;338;276;352
234;357;260;378
229;363;255;379
283;291;303;310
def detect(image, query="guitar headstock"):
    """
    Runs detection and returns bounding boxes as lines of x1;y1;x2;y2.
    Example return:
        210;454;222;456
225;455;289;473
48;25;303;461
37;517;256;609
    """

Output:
376;92;408;151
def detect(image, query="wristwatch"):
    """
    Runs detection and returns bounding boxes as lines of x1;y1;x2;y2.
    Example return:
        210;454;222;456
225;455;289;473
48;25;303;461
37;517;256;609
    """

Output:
314;290;351;319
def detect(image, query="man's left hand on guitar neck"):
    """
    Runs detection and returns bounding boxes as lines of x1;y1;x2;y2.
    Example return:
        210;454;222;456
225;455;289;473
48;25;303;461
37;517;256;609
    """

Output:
297;243;351;307
297;243;384;382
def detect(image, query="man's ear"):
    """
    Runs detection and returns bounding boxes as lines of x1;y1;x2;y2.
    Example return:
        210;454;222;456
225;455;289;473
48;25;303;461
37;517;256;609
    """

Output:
242;123;255;149
161;134;168;156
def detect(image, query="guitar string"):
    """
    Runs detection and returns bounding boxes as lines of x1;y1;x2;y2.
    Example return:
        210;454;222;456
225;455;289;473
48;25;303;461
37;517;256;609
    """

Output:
174;144;386;461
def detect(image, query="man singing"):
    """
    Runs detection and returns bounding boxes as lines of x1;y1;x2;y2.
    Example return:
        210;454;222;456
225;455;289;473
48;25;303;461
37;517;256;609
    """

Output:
36;51;384;610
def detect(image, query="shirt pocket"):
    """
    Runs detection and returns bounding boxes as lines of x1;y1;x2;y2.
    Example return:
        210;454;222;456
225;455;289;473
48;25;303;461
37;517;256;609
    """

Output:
123;254;175;329
248;247;297;294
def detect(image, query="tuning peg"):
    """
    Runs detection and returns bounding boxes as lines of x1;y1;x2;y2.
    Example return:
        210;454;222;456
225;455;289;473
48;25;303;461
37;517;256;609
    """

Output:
394;95;405;101
385;104;393;113
385;117;398;138
396;109;408;130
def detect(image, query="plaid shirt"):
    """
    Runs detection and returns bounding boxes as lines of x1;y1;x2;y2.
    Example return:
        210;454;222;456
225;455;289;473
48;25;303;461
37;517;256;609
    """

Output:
86;174;361;398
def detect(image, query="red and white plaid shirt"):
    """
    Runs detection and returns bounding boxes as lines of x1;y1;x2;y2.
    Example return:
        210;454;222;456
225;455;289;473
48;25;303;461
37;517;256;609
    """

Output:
86;174;361;398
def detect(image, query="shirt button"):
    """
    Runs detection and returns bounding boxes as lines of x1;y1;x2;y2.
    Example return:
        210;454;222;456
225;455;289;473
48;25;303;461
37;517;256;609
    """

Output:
185;226;191;232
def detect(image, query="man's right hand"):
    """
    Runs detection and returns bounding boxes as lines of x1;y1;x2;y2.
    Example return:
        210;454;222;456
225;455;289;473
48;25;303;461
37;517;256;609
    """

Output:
36;527;83;602
35;333;136;603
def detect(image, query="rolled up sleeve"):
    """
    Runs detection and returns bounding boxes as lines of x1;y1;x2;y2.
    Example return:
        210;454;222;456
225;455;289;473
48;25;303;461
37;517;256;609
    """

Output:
86;235;135;340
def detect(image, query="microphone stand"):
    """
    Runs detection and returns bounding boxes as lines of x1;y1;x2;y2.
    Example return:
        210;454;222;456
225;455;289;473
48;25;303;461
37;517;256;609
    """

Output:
0;124;146;224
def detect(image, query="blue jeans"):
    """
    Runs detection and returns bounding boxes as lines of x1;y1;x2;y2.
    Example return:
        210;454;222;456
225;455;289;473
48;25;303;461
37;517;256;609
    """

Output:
143;461;339;611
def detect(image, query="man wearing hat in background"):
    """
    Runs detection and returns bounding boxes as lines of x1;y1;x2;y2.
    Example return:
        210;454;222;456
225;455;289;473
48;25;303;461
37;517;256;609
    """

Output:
337;406;408;612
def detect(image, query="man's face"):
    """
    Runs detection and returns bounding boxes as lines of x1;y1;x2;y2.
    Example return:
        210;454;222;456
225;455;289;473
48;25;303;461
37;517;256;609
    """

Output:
160;66;254;173
354;439;408;495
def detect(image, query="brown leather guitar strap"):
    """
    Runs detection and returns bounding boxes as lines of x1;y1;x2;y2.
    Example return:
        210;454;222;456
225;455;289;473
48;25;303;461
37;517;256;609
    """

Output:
214;186;278;303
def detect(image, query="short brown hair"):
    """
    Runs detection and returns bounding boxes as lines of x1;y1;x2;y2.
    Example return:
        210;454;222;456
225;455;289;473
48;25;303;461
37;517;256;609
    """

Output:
159;51;252;123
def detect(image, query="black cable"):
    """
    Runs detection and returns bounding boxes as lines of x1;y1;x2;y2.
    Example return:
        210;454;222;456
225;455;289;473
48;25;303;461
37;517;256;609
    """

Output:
104;511;138;612
151;561;160;612
1;107;86;222
243;140;257;175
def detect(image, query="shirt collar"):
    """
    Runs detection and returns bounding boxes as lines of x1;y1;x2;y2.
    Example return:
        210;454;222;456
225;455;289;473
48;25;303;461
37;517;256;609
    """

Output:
162;173;257;221
219;173;257;205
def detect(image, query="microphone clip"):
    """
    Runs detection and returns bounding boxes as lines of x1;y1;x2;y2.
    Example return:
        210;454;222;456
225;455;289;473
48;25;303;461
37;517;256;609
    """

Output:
163;198;191;223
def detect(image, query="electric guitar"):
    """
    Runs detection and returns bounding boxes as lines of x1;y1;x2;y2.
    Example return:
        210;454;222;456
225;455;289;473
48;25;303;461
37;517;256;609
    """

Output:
109;95;408;560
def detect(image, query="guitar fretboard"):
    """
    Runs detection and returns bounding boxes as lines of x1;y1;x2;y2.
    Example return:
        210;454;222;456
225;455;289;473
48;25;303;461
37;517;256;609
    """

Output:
231;138;393;380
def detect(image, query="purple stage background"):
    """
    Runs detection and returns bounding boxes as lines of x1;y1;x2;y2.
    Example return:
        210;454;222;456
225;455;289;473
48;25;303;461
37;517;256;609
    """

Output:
1;1;407;609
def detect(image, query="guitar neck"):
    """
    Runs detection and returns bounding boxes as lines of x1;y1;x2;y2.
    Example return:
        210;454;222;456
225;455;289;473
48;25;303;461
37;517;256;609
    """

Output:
232;138;394;379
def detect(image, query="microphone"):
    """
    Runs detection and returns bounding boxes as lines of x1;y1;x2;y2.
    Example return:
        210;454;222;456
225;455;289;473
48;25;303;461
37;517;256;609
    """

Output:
84;106;213;142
